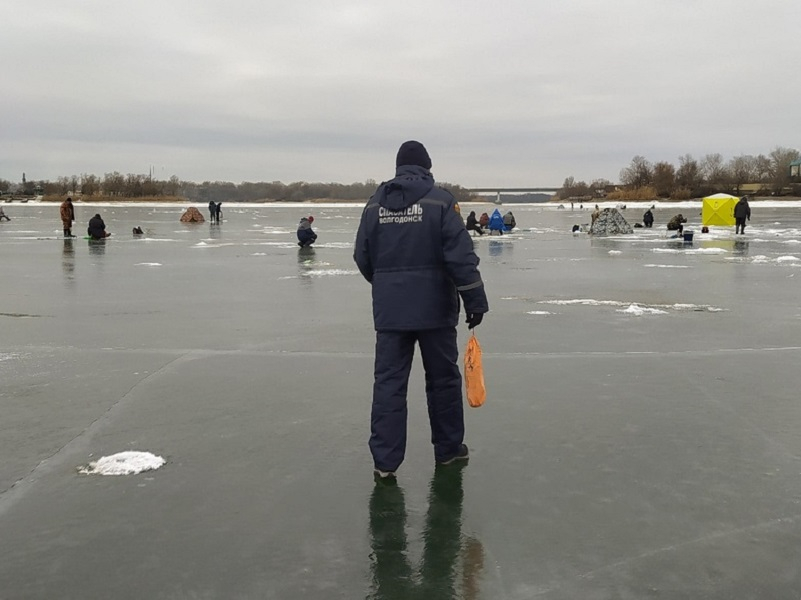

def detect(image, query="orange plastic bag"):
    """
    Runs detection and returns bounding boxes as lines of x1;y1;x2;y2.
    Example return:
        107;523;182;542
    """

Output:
464;333;486;408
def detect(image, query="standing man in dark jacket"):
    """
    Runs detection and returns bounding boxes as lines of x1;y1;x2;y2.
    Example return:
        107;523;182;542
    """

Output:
734;196;751;234
354;141;489;479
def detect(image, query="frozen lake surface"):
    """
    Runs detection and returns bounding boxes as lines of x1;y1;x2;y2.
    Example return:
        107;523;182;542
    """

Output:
2;200;801;598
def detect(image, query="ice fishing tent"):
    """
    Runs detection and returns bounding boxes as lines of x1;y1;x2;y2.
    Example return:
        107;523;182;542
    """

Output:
702;193;737;226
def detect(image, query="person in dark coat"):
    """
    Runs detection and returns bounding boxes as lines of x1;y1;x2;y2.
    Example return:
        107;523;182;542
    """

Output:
667;213;687;234
216;202;223;222
643;209;654;228
465;210;484;235
502;211;516;231
208;200;216;222
734;196;751;234
354;141;489;479
297;215;317;247
478;212;489;228
87;213;110;240
60;197;75;237
0;206;9;222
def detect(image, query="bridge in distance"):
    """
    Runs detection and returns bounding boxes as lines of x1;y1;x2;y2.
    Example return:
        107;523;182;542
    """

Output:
467;187;561;204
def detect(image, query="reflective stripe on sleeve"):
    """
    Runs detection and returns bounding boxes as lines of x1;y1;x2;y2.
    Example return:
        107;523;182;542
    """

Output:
456;280;484;292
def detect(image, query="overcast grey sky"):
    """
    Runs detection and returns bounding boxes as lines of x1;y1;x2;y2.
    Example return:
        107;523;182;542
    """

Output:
2;0;799;188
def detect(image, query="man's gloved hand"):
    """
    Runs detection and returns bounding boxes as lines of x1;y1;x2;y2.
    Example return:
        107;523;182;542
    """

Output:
466;312;484;329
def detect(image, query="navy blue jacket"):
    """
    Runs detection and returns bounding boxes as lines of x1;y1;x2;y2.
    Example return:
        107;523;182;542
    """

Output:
354;165;489;331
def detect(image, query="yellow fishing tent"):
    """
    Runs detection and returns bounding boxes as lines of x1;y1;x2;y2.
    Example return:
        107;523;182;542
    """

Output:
702;193;737;226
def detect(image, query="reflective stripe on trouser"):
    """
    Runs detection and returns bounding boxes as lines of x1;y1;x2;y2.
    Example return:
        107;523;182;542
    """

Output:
370;327;464;472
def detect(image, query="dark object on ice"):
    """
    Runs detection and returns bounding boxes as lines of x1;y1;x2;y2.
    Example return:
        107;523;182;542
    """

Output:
701;226;709;233
572;224;581;232
683;230;694;242
589;208;633;236
297;216;317;247
643;209;654;228
132;226;144;235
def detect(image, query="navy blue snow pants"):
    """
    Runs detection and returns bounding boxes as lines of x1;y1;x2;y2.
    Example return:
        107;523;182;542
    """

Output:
370;327;464;472
297;229;316;246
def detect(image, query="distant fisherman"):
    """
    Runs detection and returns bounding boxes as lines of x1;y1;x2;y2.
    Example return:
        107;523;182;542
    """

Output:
734;196;751;234
667;213;687;235
297;215;317;247
60;197;76;237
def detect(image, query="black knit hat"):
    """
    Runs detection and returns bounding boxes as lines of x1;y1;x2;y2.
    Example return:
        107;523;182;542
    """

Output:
396;140;432;169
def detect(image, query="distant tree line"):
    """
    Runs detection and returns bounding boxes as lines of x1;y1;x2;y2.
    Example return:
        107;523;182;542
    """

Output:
559;146;800;200
0;172;476;204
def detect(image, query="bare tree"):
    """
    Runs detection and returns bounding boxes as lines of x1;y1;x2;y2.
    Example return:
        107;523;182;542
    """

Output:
675;154;701;192
165;175;181;196
652;162;676;197
81;173;100;197
103;172;126;196
620;156;653;188
700;153;728;188
728;155;756;193
768;146;801;194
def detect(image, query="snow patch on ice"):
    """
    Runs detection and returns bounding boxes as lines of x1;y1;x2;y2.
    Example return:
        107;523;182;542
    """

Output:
617;304;668;316
608;250;622;255
644;264;691;269
527;311;553;315
653;247;727;254
540;298;725;313
304;269;359;277
79;451;165;476
280;269;359;279
776;255;800;262
135;262;162;267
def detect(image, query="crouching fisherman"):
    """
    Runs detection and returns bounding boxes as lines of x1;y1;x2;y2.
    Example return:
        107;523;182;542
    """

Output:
297;215;317;247
87;213;111;240
666;213;687;235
